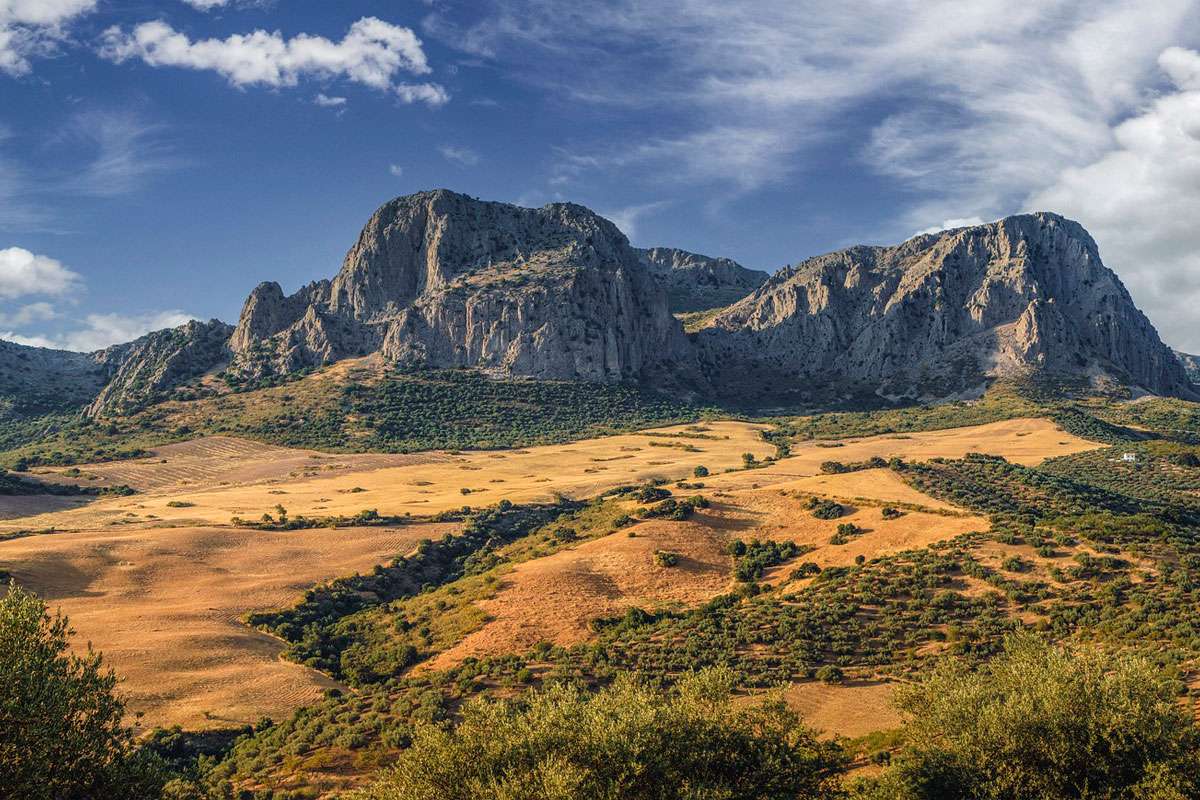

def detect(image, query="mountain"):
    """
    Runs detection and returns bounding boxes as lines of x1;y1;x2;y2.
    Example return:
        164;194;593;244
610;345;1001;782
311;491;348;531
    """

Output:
636;248;769;313
228;190;698;388
1;195;1192;421
87;320;233;417
1175;351;1200;385
0;320;233;420
696;213;1195;402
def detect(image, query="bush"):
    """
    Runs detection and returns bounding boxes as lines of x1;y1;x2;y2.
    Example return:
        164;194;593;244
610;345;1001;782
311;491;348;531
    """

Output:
654;550;681;568
815;665;845;684
0;583;165;798
694;465;710;478
350;669;846;800
859;634;1200;799
806;498;845;520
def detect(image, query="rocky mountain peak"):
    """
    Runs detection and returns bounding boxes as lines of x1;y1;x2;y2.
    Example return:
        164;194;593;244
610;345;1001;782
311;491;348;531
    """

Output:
697;212;1194;402
228;190;698;386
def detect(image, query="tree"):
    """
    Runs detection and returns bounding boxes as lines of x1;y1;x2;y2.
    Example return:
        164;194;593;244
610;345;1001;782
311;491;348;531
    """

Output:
352;668;846;800
0;583;164;799
856;633;1200;799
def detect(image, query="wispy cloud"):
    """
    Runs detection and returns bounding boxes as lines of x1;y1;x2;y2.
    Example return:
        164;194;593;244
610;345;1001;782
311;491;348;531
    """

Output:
388;163;404;177
439;144;480;166
599;200;669;242
55;111;179;198
0;110;180;231
99;17;449;105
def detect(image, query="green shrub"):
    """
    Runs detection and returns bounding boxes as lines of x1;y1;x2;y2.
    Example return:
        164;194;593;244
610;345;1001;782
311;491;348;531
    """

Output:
0;583;166;798
350;669;846;800
859;634;1200;799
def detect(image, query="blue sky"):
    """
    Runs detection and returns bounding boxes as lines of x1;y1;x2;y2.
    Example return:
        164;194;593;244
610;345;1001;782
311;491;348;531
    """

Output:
3;1;1200;350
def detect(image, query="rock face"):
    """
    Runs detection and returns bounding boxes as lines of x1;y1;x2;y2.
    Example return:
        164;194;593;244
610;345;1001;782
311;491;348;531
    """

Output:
228;190;698;387
87;319;233;417
636;248;769;313
696;213;1196;401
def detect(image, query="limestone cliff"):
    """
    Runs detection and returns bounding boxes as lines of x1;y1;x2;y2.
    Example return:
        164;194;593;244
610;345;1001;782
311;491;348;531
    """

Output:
696;213;1195;401
228;190;698;387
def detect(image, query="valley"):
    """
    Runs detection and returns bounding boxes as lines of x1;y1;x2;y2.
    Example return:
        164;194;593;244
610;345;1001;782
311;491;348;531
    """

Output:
0;414;1097;745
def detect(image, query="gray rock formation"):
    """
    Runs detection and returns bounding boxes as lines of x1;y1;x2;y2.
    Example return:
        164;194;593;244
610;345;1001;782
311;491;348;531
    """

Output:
696;212;1196;402
636;248;769;313
1174;351;1200;386
228;190;698;387
87;319;233;417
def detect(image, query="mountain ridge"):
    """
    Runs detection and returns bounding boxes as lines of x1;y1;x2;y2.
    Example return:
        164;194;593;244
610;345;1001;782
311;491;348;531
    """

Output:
0;191;1193;419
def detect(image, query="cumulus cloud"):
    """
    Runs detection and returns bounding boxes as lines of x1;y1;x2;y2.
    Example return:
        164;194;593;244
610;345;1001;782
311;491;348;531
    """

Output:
180;0;231;9
439;144;480;166
388;163;404;177
1029;47;1200;352
3;309;196;352
0;247;83;298
0;0;96;76
99;17;448;104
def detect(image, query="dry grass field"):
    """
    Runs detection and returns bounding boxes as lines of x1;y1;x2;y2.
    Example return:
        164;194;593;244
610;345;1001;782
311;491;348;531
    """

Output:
0;414;1101;733
1;522;451;730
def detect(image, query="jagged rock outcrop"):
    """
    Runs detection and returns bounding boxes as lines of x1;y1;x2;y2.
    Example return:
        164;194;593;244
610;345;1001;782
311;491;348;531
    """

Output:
87;319;233;417
229;190;698;386
636;248;769;313
697;212;1196;402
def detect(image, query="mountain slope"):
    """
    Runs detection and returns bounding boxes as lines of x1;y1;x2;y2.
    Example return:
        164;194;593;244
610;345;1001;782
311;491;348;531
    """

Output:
229;190;699;387
696;213;1194;402
636;247;769;313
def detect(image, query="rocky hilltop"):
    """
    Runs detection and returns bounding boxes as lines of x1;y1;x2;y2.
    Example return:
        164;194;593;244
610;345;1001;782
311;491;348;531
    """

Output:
636;248;769;313
0;320;233;419
228;190;698;387
696;213;1195;401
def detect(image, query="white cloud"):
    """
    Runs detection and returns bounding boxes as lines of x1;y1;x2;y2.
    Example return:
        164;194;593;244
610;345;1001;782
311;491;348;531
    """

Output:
99;17;448;105
0;0;96;76
915;217;987;237
388;163;404;177
314;93;347;107
439;144;480;166
0;247;83;298
180;0;231;9
0;300;56;327
3;309;196;352
395;81;449;105
1029;47;1200;352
